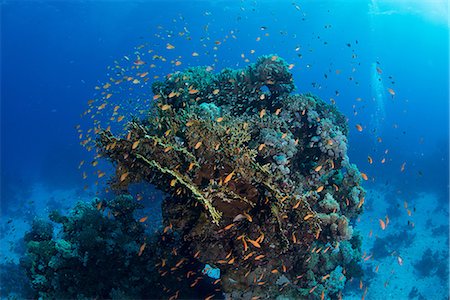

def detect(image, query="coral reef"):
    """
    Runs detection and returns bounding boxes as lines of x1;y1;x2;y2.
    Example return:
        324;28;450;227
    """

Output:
94;55;365;299
20;196;220;299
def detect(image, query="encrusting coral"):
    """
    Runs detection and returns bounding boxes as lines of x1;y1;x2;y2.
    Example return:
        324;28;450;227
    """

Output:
95;55;366;299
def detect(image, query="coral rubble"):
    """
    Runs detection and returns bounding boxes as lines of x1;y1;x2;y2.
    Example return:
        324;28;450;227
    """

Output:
95;55;365;299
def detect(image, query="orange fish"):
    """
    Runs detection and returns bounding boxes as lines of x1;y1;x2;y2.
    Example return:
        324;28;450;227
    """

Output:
388;88;395;96
316;186;324;193
224;171;235;184
304;214;314;221
194;141;202;149
361;173;368;181
120;172;129;182
315;165;323;172
132;141;140;150
223;223;235;231
259;109;266;118
134;59;146;66
379;219;386;230
367;156;373;164
166;43;175;50
161;104;171;111
139;216;148;223
356;124;363;132
247;238;261;248
138;243;146;256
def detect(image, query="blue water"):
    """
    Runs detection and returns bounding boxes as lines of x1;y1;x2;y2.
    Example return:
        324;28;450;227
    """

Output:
1;1;448;299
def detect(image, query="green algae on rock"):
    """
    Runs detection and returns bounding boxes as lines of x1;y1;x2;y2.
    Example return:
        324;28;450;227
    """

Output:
97;55;366;299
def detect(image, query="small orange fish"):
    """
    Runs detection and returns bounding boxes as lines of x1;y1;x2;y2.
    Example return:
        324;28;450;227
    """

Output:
175;61;182;66
139;216;148;223
189;89;199;94
216;117;223;122
356;124;363;132
258;143;266;151
379;219;386;230
304;214;314;221
132;140;140;149
117;115;125;122
161;104;171;111
120;172;129;182
254;255;265;261
213;89;220;95
247;238;261;248
361;173;368;180
224;171;235;184
194;141;202;149
309;285;318;294
275;108;281;115
316;186;324;193
138;243;146;256
134;59;145;66
315;165;323;172
259;109;266;118
293;201;301;209
242;238;248;251
223;223;235;231
166;43;175;50
367;156;373;164
388;88;395;96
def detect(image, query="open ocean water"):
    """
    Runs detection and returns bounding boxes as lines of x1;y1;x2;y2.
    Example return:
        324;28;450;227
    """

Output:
1;1;449;299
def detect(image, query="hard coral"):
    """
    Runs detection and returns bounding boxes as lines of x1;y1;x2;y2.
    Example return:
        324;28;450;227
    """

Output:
97;55;365;299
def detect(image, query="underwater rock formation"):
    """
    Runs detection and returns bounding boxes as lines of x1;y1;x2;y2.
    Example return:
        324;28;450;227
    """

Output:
95;55;365;299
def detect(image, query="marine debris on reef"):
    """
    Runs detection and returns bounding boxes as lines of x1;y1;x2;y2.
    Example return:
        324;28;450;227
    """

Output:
94;55;366;299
